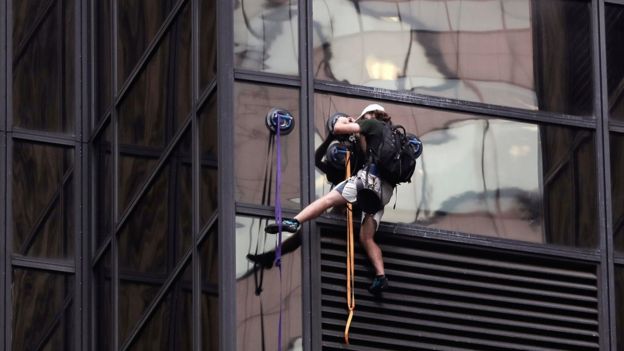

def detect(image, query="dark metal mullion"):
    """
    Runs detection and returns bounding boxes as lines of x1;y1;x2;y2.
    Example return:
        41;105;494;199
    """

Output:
119;243;192;351
0;1;6;349
596;1;616;349
4;0;12;349
32;294;72;351
606;0;624;5
91;115;192;267
111;0;120;347
314;81;598;129
615;257;624;265
300;0;315;349
113;0;187;108
234;69;300;87
11;128;77;145
611;123;624;133
11;255;74;273
190;0;200;349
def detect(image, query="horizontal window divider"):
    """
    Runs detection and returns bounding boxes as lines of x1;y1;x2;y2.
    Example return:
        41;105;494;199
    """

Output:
235;202;301;219
315;216;602;263
314;81;598;129
11;128;78;146
114;0;188;110
606;0;624;5
234;69;301;87
614;256;624;265
11;255;75;273
609;122;624;133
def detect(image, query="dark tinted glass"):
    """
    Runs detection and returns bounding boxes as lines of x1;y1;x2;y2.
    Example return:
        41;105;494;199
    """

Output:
94;0;113;122
118;130;192;343
612;133;624;254
200;225;218;350
315;93;598;248
118;3;191;212
12;269;73;351
95;250;112;351
200;0;217;91
94;124;112;249
128;263;192;351
233;0;299;75
200;94;218;227
313;0;593;116
606;4;624;122
234;83;300;209
617;266;624;351
117;0;176;85
12;141;74;258
13;0;75;132
235;216;302;350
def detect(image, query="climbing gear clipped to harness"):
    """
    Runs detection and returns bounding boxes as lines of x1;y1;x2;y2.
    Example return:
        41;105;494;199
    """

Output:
325;141;349;170
372;123;421;185
407;133;423;159
354;169;383;214
344;151;356;345
266;107;295;135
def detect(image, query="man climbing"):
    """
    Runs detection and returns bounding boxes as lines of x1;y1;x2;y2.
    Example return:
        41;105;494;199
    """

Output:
265;103;395;294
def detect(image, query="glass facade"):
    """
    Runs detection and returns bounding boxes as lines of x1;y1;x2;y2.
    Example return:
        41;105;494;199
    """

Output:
0;0;623;350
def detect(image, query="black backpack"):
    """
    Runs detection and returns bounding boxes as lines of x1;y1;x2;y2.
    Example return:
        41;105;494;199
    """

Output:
371;123;422;185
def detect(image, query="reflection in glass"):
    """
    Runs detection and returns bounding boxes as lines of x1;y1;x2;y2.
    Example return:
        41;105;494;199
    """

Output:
606;3;624;122
234;0;299;74
612;133;624;254
94;125;112;249
234;83;300;209
13;0;75;132
200;225;218;350
117;0;176;84
118;131;192;344
12;142;74;258
95;0;113;121
200;0;217;90
200;95;218;227
95;250;112;351
313;0;592;116
118;3;191;212
128;264;192;351
617;266;624;351
12;269;73;351
314;93;597;247
235;216;302;351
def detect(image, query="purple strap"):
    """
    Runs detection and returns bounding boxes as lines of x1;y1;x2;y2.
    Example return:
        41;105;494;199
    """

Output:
274;113;283;351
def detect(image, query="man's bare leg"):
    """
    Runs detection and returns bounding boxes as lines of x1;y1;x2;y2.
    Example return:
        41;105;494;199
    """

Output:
294;189;347;223
359;214;384;276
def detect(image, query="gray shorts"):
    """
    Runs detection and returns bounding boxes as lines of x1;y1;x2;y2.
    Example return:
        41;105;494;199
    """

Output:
334;168;393;229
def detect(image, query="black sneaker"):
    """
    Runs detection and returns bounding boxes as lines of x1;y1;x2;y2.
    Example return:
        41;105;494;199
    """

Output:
265;218;301;234
368;275;389;294
246;252;275;269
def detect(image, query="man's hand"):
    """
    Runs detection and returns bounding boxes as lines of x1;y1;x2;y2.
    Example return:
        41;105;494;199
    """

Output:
333;116;361;135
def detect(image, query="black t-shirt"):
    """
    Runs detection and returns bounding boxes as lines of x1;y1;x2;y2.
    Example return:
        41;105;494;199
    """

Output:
356;118;386;157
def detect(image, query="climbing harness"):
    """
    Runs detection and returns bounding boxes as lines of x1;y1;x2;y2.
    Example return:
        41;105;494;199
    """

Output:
344;151;356;344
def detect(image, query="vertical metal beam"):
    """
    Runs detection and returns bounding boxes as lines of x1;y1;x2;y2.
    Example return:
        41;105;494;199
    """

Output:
217;0;235;349
0;0;6;348
299;0;315;350
596;0;617;349
191;0;200;349
4;0;12;349
111;0;120;349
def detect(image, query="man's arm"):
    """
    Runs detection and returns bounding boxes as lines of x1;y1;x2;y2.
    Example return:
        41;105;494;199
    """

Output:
332;116;361;135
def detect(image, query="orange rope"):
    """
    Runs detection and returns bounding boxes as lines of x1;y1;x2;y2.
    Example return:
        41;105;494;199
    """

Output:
344;151;355;344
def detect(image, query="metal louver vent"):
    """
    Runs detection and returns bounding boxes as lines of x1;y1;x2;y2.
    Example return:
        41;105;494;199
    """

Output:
319;229;599;351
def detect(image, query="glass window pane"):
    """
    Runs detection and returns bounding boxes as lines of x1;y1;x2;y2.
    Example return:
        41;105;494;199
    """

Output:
200;94;218;227
200;225;218;351
118;130;192;343
200;0;217;91
94;124;112;249
314;93;598;248
94;0;113;122
118;3;191;213
313;0;593;116
612;133;624;255
12;141;74;258
95;250;112;351
13;0;75;132
234;0;299;75
117;0;176;85
606;3;624;122
236;216;302;351
12;269;74;351
234;83;300;209
128;263;192;351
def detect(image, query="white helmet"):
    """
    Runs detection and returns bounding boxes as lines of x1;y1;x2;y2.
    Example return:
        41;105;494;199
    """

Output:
358;104;385;119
